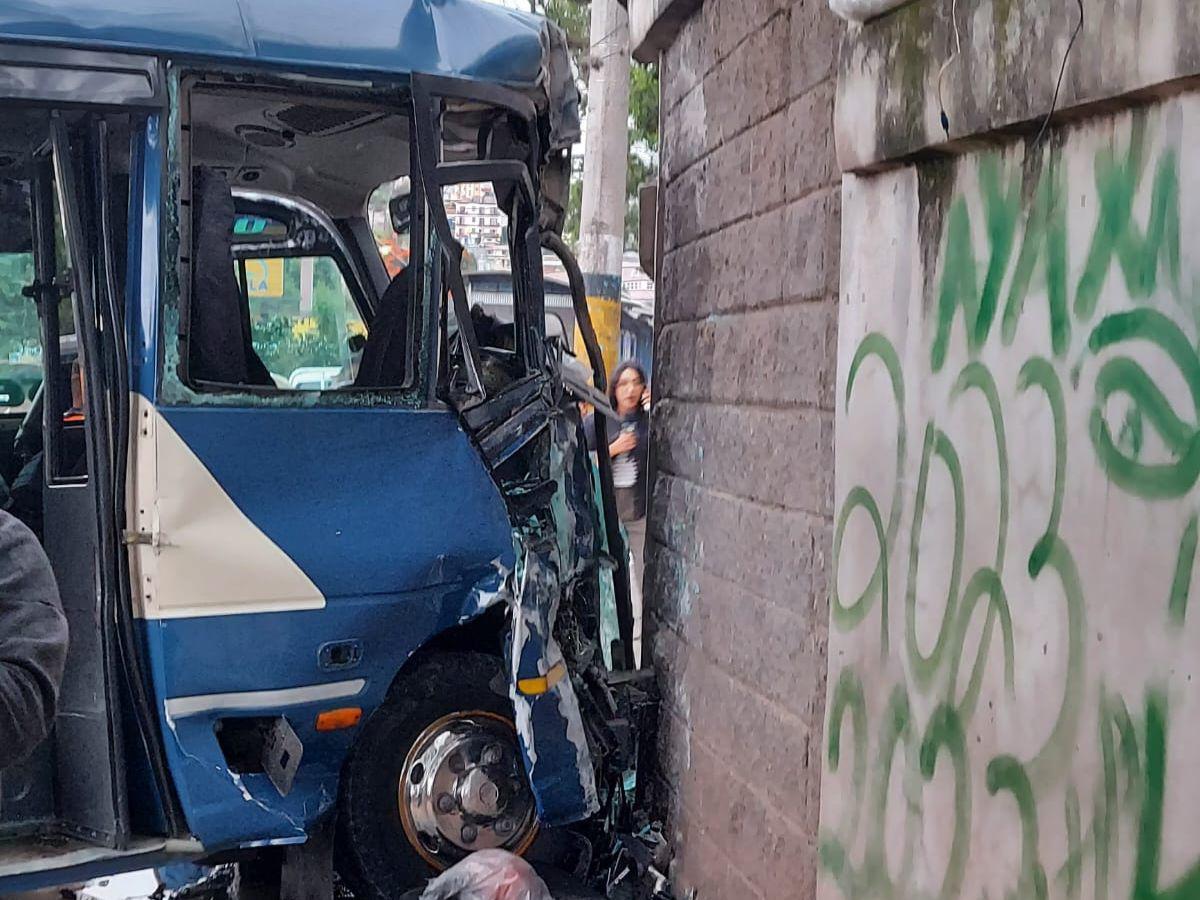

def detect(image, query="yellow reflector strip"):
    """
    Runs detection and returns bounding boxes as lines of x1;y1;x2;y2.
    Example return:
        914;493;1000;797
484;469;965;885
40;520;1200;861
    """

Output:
517;661;568;696
315;707;363;732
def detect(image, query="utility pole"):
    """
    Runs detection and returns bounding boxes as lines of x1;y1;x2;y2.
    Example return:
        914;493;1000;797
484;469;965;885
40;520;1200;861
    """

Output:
576;0;631;380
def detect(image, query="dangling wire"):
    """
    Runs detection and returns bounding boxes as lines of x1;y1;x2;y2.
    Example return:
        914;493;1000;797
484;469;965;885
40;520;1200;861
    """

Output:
936;0;962;136
1034;0;1086;146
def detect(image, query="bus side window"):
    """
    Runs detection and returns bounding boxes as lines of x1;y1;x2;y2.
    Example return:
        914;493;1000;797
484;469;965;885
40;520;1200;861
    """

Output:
237;255;365;390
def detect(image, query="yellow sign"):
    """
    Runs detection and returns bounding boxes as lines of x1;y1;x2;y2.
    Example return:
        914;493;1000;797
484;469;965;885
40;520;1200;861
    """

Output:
245;258;284;298
574;295;622;380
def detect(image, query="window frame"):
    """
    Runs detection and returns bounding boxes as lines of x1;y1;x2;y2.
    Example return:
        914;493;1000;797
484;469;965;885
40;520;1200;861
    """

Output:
169;71;430;406
30;152;87;486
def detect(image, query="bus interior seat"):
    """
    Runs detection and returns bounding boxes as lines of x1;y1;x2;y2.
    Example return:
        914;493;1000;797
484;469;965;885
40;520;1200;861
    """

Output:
354;266;410;388
189;166;273;388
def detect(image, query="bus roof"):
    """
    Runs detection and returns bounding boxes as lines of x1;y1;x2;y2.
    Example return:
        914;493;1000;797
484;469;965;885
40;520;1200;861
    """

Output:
0;0;557;89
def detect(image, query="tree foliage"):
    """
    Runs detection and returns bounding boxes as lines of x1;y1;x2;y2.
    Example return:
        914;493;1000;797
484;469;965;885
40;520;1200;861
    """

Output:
0;253;39;361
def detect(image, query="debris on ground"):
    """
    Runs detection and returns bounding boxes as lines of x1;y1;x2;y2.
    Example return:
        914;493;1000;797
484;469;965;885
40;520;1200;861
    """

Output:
418;850;552;900
594;822;673;900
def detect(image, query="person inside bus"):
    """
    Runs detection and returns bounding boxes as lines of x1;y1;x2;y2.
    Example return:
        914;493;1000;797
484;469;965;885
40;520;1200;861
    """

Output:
0;508;68;769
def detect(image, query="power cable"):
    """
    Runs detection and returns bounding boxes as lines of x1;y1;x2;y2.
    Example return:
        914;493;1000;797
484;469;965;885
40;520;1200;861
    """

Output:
1034;0;1086;146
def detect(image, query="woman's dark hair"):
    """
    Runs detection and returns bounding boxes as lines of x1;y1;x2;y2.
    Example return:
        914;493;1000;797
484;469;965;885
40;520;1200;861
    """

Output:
608;359;647;410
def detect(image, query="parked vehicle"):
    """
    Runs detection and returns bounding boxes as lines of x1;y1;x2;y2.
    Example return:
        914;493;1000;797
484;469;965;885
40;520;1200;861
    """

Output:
0;2;643;895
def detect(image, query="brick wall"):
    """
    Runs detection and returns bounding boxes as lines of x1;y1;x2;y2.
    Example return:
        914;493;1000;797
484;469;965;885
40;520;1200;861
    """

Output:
644;0;841;895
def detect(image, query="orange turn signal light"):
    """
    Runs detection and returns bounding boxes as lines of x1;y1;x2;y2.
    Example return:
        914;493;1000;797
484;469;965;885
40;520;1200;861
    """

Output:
517;661;568;697
316;707;363;732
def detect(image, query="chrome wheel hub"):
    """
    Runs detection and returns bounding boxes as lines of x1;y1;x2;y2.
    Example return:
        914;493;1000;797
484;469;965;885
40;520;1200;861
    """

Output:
399;712;536;867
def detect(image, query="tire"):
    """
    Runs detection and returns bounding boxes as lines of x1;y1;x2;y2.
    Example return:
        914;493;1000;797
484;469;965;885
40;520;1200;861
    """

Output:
336;652;538;898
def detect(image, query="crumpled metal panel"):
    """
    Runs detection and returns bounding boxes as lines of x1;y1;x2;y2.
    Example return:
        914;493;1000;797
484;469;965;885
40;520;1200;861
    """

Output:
0;0;580;148
509;539;598;825
503;408;602;827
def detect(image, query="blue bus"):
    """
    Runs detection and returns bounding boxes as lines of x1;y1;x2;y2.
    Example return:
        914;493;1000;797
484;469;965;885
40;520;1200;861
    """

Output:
0;2;645;895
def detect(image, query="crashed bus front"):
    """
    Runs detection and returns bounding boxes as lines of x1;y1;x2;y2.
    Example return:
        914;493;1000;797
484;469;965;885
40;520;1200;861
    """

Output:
0;1;651;895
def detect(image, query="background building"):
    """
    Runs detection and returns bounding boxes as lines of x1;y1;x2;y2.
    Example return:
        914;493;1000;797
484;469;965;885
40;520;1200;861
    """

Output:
444;181;509;271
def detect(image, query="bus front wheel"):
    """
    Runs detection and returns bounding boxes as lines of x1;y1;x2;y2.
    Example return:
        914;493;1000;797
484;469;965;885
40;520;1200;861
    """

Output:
335;652;538;897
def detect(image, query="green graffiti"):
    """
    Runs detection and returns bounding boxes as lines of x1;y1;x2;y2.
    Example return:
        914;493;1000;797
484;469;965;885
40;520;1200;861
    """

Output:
1119;405;1146;456
818;836;853;898
1001;156;1071;356
932;156;1073;371
1017;357;1067;576
822;684;922;900
832;485;890;654
919;704;970;900
827;668;869;847
1066;785;1082;900
1088;309;1200;498
952;362;1009;572
1108;695;1142;805
931;198;981;373
1132;689;1200;900
845;332;907;547
1097;687;1120;900
827;109;1199;900
905;424;965;688
973;160;1023;350
987;755;1049;900
946;567;1015;723
863;686;917;895
1024;537;1087;789
1168;515;1198;625
1075;118;1180;321
1062;691;1145;899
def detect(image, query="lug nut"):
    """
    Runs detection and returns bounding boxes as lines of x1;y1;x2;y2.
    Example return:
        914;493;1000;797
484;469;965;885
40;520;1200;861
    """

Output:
436;793;456;814
461;824;478;844
482;744;503;765
495;818;514;836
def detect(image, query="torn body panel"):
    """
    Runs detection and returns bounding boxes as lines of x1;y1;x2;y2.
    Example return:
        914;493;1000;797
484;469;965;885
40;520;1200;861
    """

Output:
506;411;604;826
408;71;605;826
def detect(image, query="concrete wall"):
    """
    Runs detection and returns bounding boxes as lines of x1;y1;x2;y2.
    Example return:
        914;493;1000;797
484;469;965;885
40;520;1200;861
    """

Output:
836;0;1200;172
825;0;1200;897
635;0;1200;897
826;91;1200;900
642;0;843;895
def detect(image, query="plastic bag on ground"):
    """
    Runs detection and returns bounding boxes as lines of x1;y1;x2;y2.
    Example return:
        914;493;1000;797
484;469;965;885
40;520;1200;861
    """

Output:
419;850;554;900
828;0;914;22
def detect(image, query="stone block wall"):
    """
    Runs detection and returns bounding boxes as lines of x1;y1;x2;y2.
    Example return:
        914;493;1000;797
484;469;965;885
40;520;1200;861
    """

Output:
643;1;843;895
634;0;1200;896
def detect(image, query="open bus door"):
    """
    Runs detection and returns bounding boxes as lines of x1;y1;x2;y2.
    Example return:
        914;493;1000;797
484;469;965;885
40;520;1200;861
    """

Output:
0;52;186;894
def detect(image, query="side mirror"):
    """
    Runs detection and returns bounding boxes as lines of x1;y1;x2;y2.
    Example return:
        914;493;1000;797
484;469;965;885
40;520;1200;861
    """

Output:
0;378;24;407
389;193;411;235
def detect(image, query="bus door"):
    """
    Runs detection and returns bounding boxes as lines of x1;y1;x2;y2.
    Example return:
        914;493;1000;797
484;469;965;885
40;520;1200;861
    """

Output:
0;46;176;880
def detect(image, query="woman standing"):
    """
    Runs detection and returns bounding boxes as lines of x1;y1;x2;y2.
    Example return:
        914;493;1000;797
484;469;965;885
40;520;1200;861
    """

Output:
586;360;650;666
